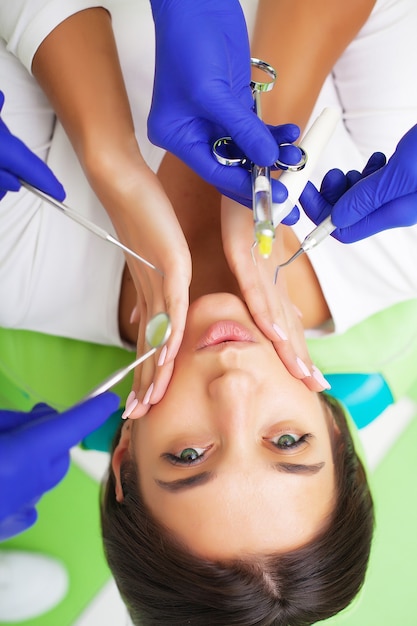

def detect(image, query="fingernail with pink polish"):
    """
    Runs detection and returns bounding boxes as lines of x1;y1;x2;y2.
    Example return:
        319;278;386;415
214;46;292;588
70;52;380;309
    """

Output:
273;323;288;341
293;305;303;319
143;382;154;406
312;365;331;389
129;305;138;325
122;391;139;419
158;345;168;367
296;357;311;378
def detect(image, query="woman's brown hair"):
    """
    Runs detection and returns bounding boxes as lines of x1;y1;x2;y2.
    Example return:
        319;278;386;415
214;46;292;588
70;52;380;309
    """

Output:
101;394;374;626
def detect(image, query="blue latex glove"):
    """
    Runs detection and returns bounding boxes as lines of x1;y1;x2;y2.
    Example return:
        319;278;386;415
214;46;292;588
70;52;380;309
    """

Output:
0;393;119;541
0;91;65;202
300;124;417;242
148;0;300;209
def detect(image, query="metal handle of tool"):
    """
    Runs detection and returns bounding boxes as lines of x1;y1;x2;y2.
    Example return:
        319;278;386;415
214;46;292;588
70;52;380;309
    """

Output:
21;181;163;275
81;347;157;401
301;215;336;252
273;215;336;284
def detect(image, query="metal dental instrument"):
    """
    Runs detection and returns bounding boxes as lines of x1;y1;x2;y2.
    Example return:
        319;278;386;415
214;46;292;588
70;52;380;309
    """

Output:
21;181;164;276
212;58;307;261
274;215;336;283
81;312;171;401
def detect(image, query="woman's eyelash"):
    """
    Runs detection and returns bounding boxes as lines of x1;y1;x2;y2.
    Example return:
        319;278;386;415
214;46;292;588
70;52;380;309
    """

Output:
163;434;311;467
270;433;312;450
163;447;209;466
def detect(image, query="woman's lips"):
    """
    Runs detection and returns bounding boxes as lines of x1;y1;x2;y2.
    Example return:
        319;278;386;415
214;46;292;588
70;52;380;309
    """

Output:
196;321;256;350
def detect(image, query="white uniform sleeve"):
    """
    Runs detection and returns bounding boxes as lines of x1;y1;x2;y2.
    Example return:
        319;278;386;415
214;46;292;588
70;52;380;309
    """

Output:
290;0;417;335
0;0;104;73
0;1;161;348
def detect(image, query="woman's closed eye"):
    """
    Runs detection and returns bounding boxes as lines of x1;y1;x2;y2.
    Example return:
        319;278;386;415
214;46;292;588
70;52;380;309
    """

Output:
163;445;213;466
268;433;312;451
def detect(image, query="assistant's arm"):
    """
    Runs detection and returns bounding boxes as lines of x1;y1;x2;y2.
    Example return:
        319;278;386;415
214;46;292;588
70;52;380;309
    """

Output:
251;0;376;132
30;8;191;402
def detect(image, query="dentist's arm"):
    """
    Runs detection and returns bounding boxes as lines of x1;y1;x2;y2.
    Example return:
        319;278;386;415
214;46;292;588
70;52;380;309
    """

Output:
148;0;296;207
300;125;417;242
0;393;119;541
251;0;376;131
31;8;191;400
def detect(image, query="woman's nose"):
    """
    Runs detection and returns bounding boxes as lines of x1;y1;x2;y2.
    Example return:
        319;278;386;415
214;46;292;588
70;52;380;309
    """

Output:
208;369;257;414
207;369;262;451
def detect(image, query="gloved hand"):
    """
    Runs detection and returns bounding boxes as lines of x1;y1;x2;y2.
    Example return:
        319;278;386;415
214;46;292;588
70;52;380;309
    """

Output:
0;91;65;202
0;392;119;541
148;0;300;208
300;124;417;242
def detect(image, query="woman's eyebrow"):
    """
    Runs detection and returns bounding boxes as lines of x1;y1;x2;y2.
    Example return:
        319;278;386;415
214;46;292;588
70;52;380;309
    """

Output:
155;471;215;492
272;462;325;475
155;462;325;493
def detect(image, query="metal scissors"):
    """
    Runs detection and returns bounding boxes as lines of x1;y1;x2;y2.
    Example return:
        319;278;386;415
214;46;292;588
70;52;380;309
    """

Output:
212;58;307;260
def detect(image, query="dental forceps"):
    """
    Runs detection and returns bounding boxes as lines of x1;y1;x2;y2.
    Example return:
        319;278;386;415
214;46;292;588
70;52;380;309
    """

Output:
21;181;164;276
274;215;336;283
212;58;307;260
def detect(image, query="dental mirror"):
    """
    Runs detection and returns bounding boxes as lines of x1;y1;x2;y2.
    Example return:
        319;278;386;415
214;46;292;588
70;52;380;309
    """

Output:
81;312;171;401
145;312;171;349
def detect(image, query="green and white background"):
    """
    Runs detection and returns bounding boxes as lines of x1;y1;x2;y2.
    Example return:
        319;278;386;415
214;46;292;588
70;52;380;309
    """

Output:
0;302;416;626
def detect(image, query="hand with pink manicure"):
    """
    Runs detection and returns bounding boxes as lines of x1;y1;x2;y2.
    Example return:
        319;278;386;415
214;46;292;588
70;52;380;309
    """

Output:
121;243;189;420
221;196;330;392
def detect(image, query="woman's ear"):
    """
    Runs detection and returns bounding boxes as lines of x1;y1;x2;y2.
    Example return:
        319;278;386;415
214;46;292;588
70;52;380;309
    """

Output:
112;421;132;502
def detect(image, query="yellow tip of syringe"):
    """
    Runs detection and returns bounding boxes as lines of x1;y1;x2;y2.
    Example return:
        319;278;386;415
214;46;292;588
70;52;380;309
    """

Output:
256;230;274;258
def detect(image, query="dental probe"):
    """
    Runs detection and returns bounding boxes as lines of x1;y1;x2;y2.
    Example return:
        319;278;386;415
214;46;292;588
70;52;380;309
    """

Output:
21;181;163;276
274;215;335;283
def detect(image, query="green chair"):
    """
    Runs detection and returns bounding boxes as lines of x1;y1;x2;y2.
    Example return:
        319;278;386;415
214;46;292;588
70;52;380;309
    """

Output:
307;298;417;429
306;299;417;626
0;329;133;626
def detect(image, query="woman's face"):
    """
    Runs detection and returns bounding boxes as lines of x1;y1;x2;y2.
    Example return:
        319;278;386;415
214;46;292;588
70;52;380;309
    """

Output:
114;294;336;559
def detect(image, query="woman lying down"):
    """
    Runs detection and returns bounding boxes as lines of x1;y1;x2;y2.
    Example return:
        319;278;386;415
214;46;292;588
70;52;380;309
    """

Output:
101;132;417;626
3;104;416;622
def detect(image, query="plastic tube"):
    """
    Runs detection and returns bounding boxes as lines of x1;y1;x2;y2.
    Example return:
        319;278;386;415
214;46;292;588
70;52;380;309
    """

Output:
272;106;341;226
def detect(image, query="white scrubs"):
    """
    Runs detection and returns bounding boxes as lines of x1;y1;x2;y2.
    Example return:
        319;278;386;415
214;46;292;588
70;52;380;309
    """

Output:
0;0;416;345
0;1;163;347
